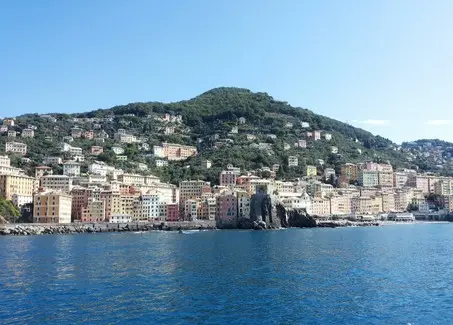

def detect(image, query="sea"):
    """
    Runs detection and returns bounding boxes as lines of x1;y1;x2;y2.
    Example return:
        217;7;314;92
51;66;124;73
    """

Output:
1;224;453;324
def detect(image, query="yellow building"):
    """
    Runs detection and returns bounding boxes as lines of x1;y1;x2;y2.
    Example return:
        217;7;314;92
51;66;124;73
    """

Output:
341;163;358;181
0;174;36;200
378;171;394;187
329;195;351;215
306;165;317;177
309;198;330;216
81;198;106;222
33;191;72;223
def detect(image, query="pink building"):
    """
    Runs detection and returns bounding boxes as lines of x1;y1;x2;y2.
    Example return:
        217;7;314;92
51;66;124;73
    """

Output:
166;203;179;221
220;170;237;187
298;139;307;148
91;146;104;155
83;130;94;139
216;192;238;227
71;187;97;221
313;131;321;141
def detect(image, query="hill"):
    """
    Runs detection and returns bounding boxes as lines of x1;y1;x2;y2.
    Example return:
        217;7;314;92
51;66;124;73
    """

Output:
0;87;421;184
401;139;453;175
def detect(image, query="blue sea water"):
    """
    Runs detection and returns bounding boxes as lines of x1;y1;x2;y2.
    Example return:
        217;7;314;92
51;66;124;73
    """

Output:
1;224;453;324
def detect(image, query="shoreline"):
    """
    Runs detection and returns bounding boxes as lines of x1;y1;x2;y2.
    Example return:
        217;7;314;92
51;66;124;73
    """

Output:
0;220;449;236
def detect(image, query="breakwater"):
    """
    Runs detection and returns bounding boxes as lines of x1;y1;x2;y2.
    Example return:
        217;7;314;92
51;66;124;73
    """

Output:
0;221;217;236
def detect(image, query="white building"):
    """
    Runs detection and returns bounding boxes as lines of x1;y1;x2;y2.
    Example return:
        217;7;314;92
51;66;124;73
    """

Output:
155;159;169;167
133;194;162;221
288;156;298;167
40;175;73;192
5;142;27;155
110;214;132;223
0;155;10;167
63;161;81;177
21;128;35;138
153;145;165;158
12;194;33;207
43;156;63;165
117;155;128;161
112;147;125;155
137;163;148;171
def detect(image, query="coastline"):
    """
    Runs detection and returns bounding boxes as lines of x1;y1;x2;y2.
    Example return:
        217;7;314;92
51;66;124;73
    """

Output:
0;219;449;236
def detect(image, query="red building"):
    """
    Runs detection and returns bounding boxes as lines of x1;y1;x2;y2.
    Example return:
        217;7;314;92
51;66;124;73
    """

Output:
166;203;179;221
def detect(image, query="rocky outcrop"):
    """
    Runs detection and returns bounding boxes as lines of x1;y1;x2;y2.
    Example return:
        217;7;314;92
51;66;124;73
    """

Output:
276;204;317;228
250;190;281;228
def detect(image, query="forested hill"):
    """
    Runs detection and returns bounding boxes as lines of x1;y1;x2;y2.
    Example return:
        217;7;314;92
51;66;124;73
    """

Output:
2;87;418;184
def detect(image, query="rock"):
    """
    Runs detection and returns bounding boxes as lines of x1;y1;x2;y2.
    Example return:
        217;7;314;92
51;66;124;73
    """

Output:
276;204;317;228
0;228;11;235
237;218;255;229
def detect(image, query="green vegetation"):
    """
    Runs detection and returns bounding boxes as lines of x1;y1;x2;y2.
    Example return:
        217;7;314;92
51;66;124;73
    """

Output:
1;87;421;184
0;198;20;223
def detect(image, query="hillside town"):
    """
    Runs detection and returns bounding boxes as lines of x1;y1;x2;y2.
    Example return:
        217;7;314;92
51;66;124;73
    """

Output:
1;111;453;226
1;145;453;226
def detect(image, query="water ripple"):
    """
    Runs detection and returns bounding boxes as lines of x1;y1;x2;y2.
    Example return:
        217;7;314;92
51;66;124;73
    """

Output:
1;225;453;324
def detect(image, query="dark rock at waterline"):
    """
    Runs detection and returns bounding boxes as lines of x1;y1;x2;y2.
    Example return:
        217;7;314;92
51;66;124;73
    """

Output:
276;204;317;228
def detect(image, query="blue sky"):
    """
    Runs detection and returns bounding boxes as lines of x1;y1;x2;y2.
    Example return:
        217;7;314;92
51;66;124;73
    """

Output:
1;0;452;143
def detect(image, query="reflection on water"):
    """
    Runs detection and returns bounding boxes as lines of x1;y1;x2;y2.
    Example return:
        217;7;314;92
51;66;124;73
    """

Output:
1;225;453;324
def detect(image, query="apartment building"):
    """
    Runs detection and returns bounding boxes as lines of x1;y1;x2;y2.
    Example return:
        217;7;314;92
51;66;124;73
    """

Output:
216;191;238;226
35;166;53;178
133;194;162;222
351;196;373;214
166;203;179;221
179;180;210;205
341;163;358;181
91;146;104;155
306;165;317;177
12;193;33;208
33;191;72;223
100;190;121;221
83;130;94;139
163;143;197;161
288;156;298;167
43;156;62;165
71;128;82;138
200;196;217;221
0;155;10;167
358;170;379;187
114;133;136;143
434;179;453;196
40;175;73;192
118;173;146;185
309;198;330;216
220;170;237;187
21;128;34;138
5;142;27;155
393;172;408;188
81;198;106;222
63;161;81;177
0;174;36;200
378;171;394;187
329;195;351;216
312;130;321;141
155;159;169;167
184;199;200;221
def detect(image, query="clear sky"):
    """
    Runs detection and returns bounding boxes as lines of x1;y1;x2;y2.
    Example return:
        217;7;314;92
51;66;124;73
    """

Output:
1;0;452;143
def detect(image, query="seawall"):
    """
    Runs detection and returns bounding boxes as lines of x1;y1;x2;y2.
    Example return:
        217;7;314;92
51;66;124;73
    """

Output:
0;221;217;236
